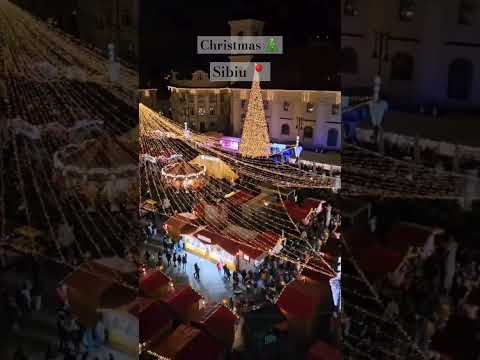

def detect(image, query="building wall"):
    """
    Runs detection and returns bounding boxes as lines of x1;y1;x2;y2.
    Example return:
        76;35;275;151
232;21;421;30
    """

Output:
77;0;138;63
168;86;341;150
231;90;341;150
342;0;480;107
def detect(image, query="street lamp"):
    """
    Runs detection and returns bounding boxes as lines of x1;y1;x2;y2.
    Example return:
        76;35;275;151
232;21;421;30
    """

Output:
372;31;391;77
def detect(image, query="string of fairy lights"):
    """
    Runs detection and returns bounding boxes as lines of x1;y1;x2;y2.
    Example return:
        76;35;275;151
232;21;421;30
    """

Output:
140;104;340;190
141;104;340;272
138;127;337;277
0;0;139;288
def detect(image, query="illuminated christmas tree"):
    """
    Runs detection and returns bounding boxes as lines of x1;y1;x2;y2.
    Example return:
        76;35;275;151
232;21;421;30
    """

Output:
239;66;271;158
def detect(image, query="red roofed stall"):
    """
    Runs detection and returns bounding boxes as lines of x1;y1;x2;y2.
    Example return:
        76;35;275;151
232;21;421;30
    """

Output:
307;341;341;360
147;324;225;360
162;284;203;323
277;278;335;343
191;304;238;347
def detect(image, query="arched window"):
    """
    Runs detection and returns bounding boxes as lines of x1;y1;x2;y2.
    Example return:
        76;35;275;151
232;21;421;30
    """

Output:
327;128;339;147
399;0;416;22
341;47;358;74
304;126;313;139
448;58;474;100
281;124;290;135
390;52;414;81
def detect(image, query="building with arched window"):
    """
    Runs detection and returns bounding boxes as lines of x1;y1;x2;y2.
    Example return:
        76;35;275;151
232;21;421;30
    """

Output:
342;0;480;107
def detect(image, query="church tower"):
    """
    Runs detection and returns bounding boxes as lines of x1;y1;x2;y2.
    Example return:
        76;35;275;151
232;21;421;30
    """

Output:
228;19;264;63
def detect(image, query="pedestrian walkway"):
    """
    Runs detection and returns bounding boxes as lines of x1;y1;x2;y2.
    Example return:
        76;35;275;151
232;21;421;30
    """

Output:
147;242;233;303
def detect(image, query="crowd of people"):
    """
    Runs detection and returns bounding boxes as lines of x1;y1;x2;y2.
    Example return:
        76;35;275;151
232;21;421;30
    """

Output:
343;201;480;359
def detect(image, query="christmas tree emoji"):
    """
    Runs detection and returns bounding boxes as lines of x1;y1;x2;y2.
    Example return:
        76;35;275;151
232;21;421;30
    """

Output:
265;37;279;53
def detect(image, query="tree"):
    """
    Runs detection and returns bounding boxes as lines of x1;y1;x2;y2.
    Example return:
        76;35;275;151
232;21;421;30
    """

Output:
239;68;271;158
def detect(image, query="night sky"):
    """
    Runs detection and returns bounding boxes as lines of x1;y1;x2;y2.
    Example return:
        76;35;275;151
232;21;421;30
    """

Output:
139;0;340;90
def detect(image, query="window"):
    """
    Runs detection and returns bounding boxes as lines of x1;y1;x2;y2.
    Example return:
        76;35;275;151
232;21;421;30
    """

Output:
241;100;246;109
104;8;113;26
327;128;339;147
281;124;290;135
459;0;476;25
343;0;359;16
263;100;269;110
209;105;215;115
304;126;313;139
190;107;195;115
390;52;414;81
341;47;358;74
95;15;104;30
306;103;314;113
283;101;290;111
448;58;473;100
122;13;131;27
209;122;216;129
332;104;340;115
399;0;415;22
198;106;206;115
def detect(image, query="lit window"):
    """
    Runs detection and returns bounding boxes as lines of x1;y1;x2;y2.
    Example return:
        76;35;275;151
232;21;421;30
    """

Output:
343;0;359;16
209;105;215;115
243;254;250;261
281;124;290;135
283;101;290;111
399;0;415;22
198;106;206;115
306;102;314;113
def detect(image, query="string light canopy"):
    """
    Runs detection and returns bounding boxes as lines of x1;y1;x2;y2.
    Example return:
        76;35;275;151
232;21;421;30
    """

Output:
140;103;340;190
239;67;271;158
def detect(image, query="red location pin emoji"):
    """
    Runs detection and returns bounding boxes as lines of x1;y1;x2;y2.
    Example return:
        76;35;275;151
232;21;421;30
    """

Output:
255;63;263;72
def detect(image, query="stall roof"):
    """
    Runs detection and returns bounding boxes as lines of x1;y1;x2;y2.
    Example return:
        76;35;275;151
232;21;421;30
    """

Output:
225;191;255;206
193;227;278;260
192;304;238;345
162;285;202;316
140;269;171;296
281;201;313;223
137;300;175;344
163;214;199;235
277;278;334;320
353;244;404;275
385;222;432;253
148;324;224;360
307;341;342;360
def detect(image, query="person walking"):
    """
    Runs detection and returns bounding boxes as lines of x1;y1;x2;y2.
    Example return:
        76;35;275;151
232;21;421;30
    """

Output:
217;261;222;273
166;252;171;267
194;263;200;280
173;252;177;267
182;254;187;270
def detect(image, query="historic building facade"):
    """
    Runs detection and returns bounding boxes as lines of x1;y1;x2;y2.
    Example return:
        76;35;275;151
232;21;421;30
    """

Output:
168;19;341;150
342;0;480;107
